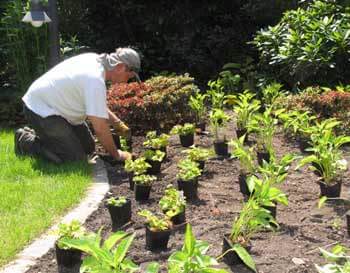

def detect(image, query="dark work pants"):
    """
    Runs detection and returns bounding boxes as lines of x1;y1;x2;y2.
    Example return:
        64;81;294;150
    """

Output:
23;105;95;162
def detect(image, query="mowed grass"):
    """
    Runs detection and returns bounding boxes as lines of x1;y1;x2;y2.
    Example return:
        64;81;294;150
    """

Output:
0;129;92;267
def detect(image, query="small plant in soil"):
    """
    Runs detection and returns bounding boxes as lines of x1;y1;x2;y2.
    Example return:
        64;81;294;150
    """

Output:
209;108;230;141
106;196;127;207
207;79;226;109
170;123;195;147
233;90;260;135
315;244;350;273
296;129;350;197
133;174;157;200
261;82;286;109
56;220;85;250
177;158;202;200
124;157;151;175
143;131;170;150
221;198;275;272
59;229;140;273
168;224;229;273
189;91;208;128
143;149;166;162
182;146;213;162
138;209;172;231
279;110;316;140
133;174;157;186
159;185;186;223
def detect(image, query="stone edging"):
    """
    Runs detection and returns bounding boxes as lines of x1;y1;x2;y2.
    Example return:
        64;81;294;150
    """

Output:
0;158;109;273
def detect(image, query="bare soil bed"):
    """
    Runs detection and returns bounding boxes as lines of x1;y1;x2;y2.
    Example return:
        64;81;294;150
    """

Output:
26;120;350;273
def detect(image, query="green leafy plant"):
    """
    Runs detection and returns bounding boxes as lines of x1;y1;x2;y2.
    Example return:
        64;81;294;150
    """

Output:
209;108;231;141
223;198;275;272
229;136;256;174
159;185;186;218
207;79;226;109
143;131;169;150
120;137;131;152
315;244;350;273
296;130;350;185
106;196;127;207
188;91;208;123
143;150;166;162
262;82;286;109
138;209;172;231
248;108;278;155
133;174;157;186
177;159;202;181
170;123;195;136
58;229;140;273
279;110;316;138
56;220;85;250
181;146;213;162
124;157;151;175
168;224;228;273
233;91;260;131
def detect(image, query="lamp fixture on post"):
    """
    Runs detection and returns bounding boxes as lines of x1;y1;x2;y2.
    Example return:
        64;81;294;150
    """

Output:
22;0;51;28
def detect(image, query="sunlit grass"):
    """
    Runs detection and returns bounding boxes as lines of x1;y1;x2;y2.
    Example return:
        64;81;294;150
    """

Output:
0;129;92;267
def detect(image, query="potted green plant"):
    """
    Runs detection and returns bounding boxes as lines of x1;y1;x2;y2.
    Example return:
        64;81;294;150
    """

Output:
159;185;187;225
138;209;172;251
315;244;350;273
133;174;157;201
170;123;196;147
209;108;230;156
181;146;214;170
248;108;277;165
120;136;132;152
296;130;350;197
188;91;208;132
143;149;166;175
55;220;85;273
143;130;169;155
177;158;202;200
59;229;148;273
168;224;229;272
124;157;151;190
233;91;260;141
106;196;132;231
230;136;257;196
221;198;274;271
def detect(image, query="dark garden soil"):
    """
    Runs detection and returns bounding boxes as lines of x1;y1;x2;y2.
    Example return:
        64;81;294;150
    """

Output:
26;119;350;273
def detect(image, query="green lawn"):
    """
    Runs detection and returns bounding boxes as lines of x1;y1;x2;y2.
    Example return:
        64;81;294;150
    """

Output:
0;129;92;267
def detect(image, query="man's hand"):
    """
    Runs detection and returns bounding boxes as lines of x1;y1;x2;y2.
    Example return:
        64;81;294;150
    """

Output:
116;150;132;161
114;120;131;137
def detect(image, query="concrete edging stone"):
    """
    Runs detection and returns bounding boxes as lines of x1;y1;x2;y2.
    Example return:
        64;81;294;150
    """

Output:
0;158;109;273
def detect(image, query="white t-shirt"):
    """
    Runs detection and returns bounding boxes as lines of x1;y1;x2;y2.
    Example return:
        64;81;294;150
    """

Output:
22;53;109;125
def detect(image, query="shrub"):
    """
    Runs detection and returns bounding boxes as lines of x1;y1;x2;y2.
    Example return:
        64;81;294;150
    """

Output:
107;74;198;134
252;0;350;88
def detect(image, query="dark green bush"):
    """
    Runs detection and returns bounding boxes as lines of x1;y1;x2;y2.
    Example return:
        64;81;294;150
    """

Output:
252;0;350;88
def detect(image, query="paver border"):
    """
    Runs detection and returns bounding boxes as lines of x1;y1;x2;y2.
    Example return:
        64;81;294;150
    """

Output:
0;158;109;273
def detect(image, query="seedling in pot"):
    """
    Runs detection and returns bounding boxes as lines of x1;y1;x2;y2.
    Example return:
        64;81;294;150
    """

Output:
315;244;350;273
59;229;140;273
177;158;202;200
168;224;229;273
209;108;230;156
189;91;208;132
181;146;214;170
170;123;196;147
106;196;132;231
144;149;166;174
134;174;157;201
159;185;186;225
124;157;151;190
143;131;169;152
138;209;172;251
55;220;85;273
220;198;275;272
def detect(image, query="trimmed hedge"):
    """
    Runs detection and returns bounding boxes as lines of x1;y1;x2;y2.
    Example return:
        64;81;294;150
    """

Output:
107;75;198;134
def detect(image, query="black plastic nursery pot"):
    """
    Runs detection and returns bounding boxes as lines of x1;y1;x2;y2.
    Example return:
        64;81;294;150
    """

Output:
222;235;251;266
180;133;194;147
170;210;186;225
55;244;82;273
196;160;205;171
238;172;252;196
177;179;198;200
214;140;228;157
257;150;270;166
146;160;162;175
135;184;152;201
346;211;350;237
145;225;171;251
319;180;342;198
128;172;134;190
107;199;132;231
